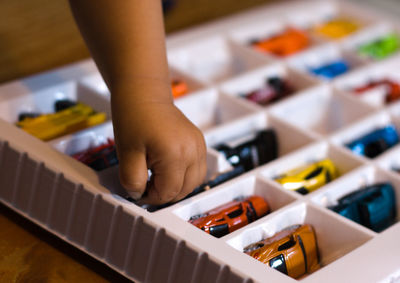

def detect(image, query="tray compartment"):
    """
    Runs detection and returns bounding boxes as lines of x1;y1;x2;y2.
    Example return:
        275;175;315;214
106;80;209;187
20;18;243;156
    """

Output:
0;81;110;124
334;57;400;108
168;36;271;84
330;111;400;160
49;121;114;156
259;141;366;195
225;202;373;272
175;88;257;132
310;165;400;232
204;111;316;158
287;44;365;81
269;84;375;136
219;63;318;109
341;22;400;61
229;19;318;59
173;174;298;225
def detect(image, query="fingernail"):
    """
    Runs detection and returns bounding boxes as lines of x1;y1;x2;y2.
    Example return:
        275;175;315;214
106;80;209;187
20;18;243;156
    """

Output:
128;191;142;200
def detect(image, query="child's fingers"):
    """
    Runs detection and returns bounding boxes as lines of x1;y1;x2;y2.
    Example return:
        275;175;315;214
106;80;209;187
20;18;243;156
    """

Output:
142;161;186;205
119;150;148;200
171;160;207;202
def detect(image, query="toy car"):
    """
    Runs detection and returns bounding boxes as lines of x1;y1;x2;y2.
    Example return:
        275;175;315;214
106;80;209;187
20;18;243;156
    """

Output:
358;34;400;60
329;183;396;232
215;128;278;172
17;103;106;141
244;224;320;279
353;79;400;104
345;125;399;158
241;77;294;106
189;195;270;238
171;79;188;98
274;159;338;195
72;139;118;171
54;99;78;112
250;27;309;57
309;60;349;79
141;129;278;212
313;18;359;39
18;99;77;122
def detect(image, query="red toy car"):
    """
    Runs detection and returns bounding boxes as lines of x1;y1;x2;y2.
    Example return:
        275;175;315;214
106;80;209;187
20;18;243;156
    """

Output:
189;195;270;238
353;79;400;104
242;77;293;106
72;139;118;171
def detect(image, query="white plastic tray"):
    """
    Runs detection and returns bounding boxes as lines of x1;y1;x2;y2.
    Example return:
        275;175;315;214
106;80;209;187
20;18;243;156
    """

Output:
1;1;400;282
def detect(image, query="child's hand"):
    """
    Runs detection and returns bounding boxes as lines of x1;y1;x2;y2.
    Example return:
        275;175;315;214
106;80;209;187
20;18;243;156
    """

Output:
68;0;204;205
112;95;207;205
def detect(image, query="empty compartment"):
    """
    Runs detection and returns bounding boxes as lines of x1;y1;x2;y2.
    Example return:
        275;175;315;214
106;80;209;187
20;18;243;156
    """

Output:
259;141;366;196
288;44;365;81
311;165;400;233
342;23;400;61
270;85;374;136
167;36;270;84
334;57;400;108
330;111;400;160
225;202;373;279
219;63;317;108
174;88;256;132
173;174;298;237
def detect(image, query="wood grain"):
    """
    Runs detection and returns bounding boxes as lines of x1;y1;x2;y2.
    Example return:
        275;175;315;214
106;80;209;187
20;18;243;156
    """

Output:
0;0;273;83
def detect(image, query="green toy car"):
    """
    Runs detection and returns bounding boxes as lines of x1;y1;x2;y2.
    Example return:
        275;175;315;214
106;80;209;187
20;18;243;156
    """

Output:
358;34;400;60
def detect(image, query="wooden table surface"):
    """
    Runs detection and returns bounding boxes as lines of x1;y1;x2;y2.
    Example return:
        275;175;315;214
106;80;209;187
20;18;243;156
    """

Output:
0;0;272;282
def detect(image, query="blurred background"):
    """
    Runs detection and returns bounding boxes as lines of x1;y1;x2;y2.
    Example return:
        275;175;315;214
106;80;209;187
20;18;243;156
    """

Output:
0;0;274;84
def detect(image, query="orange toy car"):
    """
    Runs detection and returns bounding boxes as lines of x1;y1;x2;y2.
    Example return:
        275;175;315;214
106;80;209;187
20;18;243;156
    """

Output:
250;27;309;57
189;195;270;238
171;79;188;98
244;224;320;279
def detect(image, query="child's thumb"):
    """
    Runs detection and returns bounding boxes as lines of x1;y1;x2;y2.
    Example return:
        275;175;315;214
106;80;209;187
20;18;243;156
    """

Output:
119;150;148;200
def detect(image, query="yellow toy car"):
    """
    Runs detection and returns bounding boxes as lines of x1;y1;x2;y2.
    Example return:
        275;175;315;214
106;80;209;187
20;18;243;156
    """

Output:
274;159;338;194
17;103;106;141
313;18;359;39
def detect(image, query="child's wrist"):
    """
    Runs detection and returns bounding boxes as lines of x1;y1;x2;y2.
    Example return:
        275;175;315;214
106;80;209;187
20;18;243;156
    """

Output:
110;77;173;105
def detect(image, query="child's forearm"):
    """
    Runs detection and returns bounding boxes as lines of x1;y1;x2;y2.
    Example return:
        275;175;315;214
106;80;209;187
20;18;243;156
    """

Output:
68;0;171;103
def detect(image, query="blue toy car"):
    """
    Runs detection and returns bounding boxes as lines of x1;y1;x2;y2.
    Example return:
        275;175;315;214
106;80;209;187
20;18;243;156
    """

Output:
345;125;399;158
329;183;396;232
309;60;349;79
